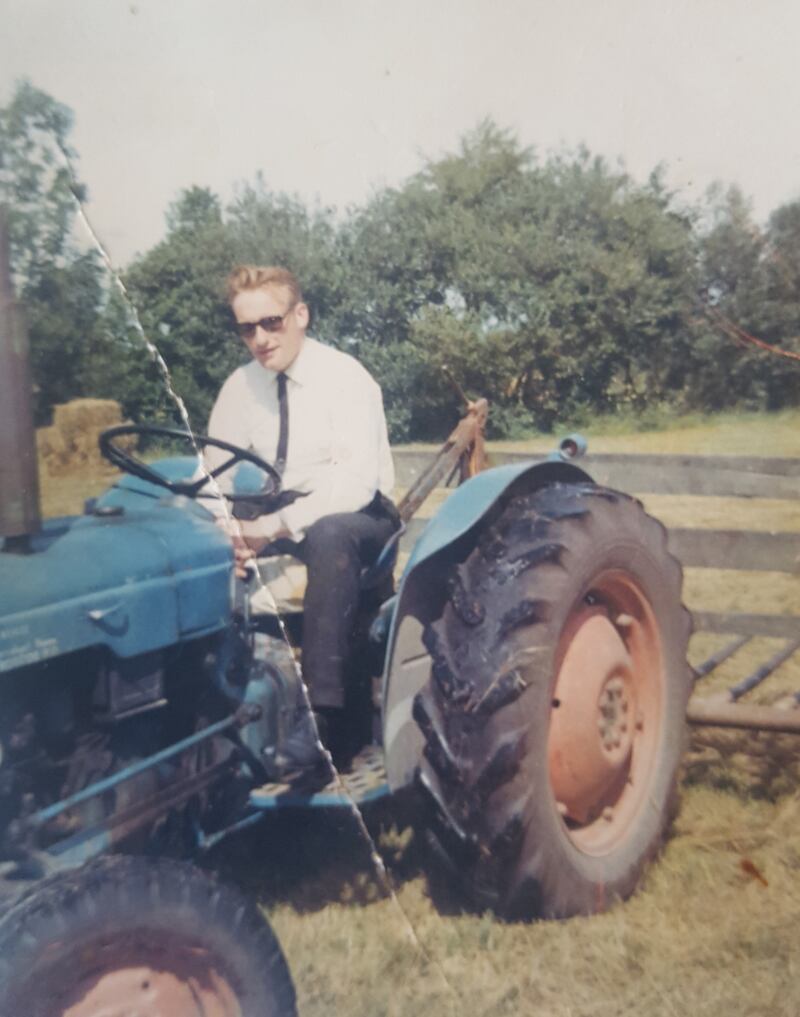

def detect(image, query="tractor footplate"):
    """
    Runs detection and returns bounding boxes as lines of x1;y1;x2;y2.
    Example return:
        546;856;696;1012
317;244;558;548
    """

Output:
249;745;390;809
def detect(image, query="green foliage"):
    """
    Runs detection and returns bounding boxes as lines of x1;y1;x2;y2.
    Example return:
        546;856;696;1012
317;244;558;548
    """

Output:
348;131;699;433
692;186;800;412
5;84;799;440
25;253;105;421
0;80;83;283
121;185;241;428
0;81;107;422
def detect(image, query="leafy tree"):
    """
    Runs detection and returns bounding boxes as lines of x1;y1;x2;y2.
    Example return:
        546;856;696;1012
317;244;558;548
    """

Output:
0;80;105;422
122;186;240;428
0;80;84;283
760;199;800;404
348;124;699;433
692;186;800;411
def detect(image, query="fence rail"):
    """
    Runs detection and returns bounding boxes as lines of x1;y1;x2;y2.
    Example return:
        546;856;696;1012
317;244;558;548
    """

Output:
394;448;800;646
394;450;800;499
396;449;800;577
393;445;800;750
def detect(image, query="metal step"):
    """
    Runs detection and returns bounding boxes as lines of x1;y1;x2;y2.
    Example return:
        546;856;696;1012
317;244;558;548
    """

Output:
249;745;390;809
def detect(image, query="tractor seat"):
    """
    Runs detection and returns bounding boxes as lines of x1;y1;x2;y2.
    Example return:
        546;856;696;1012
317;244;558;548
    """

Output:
247;523;405;617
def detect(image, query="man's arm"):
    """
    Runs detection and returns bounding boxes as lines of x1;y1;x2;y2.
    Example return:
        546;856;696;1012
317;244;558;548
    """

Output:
277;372;392;540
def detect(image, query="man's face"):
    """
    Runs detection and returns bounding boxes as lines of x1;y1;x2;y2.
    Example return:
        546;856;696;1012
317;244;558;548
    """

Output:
231;284;309;373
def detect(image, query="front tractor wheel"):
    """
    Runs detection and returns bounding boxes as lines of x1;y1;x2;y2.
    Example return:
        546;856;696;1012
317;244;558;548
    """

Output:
0;856;297;1017
415;483;692;919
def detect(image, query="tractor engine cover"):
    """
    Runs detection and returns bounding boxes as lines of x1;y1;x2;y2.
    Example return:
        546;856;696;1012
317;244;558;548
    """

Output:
0;500;233;672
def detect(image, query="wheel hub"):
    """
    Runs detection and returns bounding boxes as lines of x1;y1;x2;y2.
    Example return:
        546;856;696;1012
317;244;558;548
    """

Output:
548;610;635;824
597;674;634;761
64;963;240;1017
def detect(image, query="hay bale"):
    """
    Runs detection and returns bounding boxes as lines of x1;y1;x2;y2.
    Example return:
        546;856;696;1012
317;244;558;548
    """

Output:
36;425;66;459
52;399;122;447
38;398;137;475
36;424;71;475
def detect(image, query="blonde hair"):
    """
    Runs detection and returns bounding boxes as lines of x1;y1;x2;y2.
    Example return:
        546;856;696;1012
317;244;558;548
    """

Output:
225;265;303;307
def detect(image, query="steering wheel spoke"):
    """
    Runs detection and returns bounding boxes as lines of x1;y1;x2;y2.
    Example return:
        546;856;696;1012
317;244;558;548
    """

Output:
207;454;242;480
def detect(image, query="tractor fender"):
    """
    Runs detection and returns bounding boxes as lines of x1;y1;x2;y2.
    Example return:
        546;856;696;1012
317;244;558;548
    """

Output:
382;458;592;792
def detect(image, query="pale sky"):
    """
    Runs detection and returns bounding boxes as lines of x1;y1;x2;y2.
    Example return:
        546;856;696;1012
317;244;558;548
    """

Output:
2;0;799;267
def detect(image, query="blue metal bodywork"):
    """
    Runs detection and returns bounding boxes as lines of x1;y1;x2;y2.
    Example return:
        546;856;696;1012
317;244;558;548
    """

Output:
398;457;591;610
0;460;232;674
0;447;592;871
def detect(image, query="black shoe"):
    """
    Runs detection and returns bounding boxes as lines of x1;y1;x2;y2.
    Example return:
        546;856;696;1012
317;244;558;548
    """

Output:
263;707;330;786
316;707;358;770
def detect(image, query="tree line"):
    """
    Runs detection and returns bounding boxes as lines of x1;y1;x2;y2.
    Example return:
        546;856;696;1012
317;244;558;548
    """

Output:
2;81;799;443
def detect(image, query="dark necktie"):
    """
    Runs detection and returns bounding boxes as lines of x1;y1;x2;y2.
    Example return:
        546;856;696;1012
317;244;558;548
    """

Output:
276;372;289;474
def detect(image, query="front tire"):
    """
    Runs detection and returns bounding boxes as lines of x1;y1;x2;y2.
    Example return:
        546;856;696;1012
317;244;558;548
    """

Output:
0;855;297;1017
415;483;692;919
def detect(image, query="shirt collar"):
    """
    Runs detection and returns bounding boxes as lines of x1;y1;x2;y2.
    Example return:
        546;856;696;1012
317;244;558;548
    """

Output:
282;336;316;387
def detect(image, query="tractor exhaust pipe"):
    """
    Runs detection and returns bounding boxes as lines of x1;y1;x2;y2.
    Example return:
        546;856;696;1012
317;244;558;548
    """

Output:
0;205;41;550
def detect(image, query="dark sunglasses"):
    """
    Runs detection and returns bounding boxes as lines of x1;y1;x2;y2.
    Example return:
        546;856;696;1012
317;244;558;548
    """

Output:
234;306;294;340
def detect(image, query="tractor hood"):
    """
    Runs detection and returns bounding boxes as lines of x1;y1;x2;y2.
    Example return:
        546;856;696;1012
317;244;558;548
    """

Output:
0;498;232;673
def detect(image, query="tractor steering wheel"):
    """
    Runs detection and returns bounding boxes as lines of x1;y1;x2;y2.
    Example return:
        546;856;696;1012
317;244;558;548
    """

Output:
99;424;282;504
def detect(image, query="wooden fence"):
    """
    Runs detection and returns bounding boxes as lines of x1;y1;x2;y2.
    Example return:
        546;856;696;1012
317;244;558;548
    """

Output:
394;450;800;643
392;448;800;791
394;448;800;789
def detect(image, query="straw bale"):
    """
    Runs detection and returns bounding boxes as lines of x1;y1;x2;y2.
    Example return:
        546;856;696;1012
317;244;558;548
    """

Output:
53;399;122;446
37;398;137;474
36;425;66;459
36;425;72;475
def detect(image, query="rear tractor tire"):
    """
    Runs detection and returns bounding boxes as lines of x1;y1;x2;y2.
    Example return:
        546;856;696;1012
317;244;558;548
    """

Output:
415;483;692;919
0;855;297;1017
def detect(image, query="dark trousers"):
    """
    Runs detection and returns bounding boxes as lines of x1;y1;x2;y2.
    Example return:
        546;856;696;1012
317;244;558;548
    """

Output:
292;494;399;709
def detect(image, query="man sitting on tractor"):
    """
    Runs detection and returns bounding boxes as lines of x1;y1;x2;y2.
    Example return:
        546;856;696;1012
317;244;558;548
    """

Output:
207;264;399;780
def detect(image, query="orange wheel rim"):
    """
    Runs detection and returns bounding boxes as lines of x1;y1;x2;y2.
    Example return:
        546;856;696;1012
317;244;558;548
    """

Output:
547;571;664;855
61;947;240;1017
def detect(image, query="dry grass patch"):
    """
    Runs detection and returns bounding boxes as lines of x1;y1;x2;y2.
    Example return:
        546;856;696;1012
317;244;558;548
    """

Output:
39;461;120;518
398;409;800;457
240;789;800;1017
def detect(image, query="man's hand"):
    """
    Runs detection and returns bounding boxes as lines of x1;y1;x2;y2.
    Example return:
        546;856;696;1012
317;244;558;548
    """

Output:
215;513;289;579
238;515;290;546
232;536;257;579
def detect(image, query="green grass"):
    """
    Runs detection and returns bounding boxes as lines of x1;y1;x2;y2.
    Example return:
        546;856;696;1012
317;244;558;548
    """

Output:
399;408;800;457
212;788;800;1017
265;409;799;1016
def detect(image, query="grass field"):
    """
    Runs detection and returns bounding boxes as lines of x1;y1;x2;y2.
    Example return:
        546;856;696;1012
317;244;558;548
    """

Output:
399;407;800;457
39;409;800;1016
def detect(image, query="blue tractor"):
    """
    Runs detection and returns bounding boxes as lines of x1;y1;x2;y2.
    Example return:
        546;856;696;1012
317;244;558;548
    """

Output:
0;219;692;1012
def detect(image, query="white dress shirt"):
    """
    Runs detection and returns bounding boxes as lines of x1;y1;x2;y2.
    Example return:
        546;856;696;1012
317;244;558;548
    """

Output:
206;336;394;541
